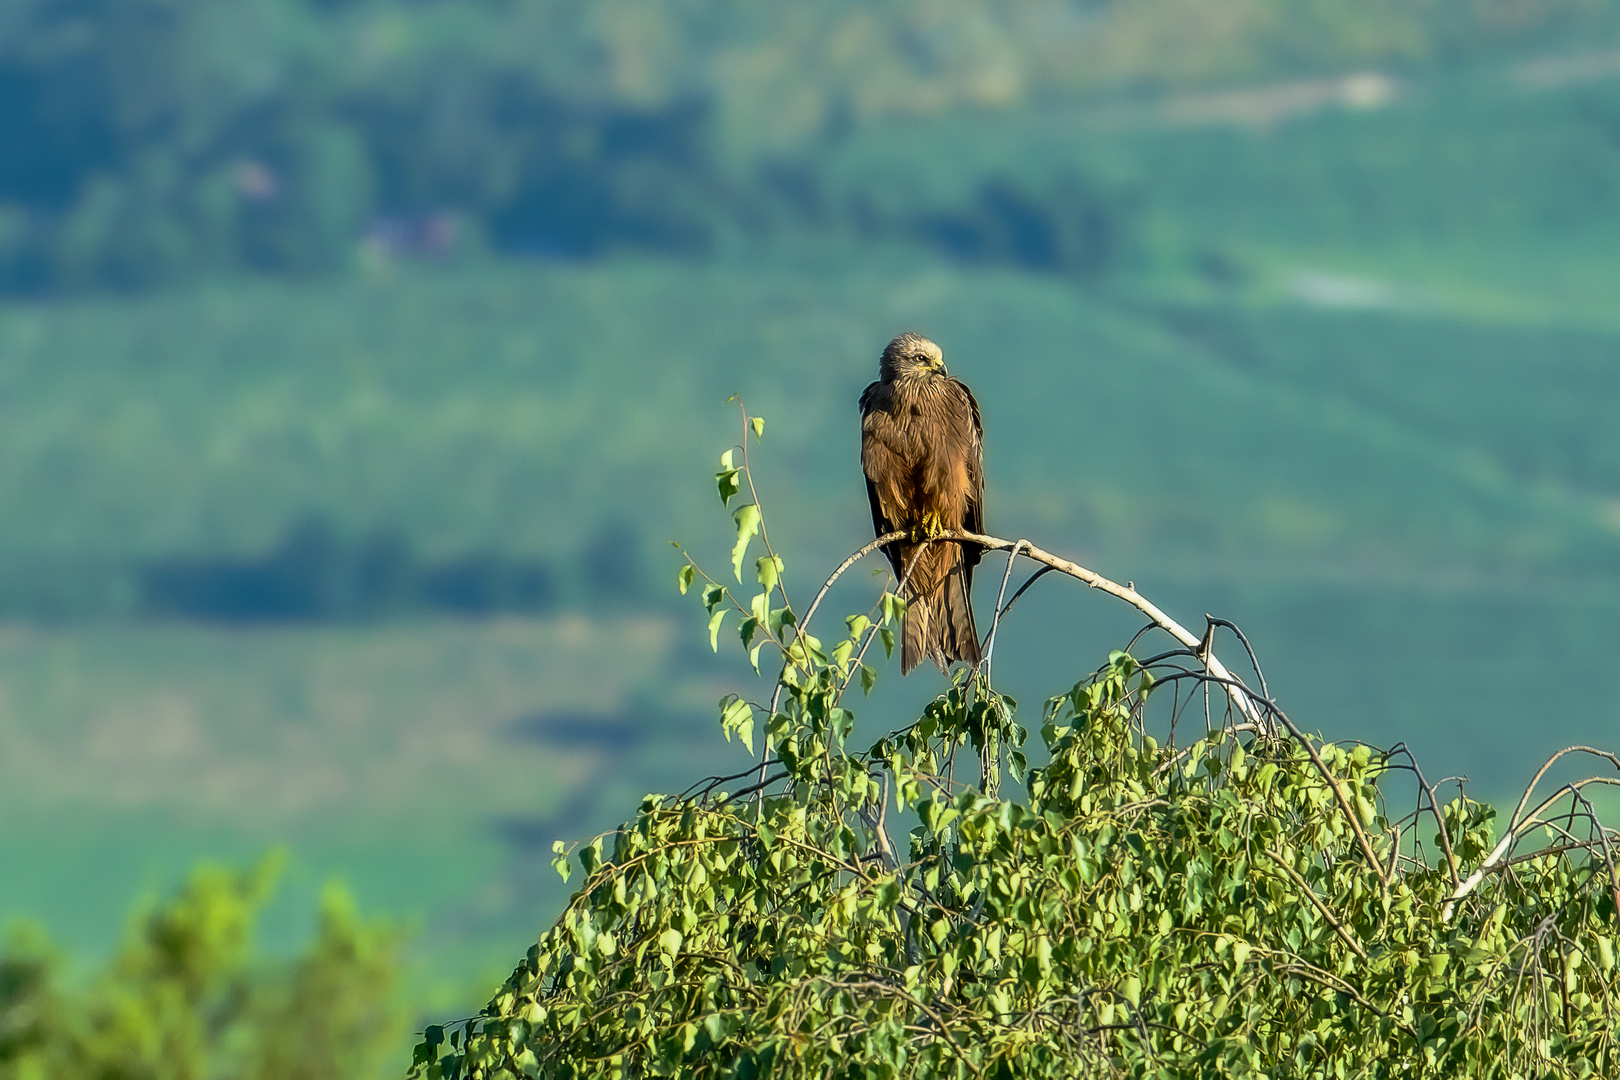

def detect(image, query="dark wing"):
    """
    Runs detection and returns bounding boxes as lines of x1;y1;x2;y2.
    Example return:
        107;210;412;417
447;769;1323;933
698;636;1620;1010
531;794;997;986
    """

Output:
859;380;904;578
952;376;985;570
865;477;902;575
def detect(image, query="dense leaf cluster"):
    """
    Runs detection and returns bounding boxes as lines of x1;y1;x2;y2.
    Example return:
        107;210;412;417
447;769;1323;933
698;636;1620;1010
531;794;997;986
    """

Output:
410;419;1620;1078
413;661;1618;1077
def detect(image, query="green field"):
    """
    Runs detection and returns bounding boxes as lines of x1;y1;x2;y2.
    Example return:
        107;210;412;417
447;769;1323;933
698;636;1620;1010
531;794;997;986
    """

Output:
3;251;1616;580
4;26;1620;1052
0;614;718;994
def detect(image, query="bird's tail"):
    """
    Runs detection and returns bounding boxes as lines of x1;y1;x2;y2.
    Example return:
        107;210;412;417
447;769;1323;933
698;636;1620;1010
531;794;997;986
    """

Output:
900;543;981;676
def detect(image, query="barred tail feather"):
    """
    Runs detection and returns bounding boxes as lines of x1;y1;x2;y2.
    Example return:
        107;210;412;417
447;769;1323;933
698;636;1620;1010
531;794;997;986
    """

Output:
899;548;981;675
942;560;981;669
900;595;931;675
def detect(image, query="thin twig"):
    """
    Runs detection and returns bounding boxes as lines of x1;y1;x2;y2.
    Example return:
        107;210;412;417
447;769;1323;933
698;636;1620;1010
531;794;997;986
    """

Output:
718;771;792;806
929;531;1273;735
682;759;781;801
996;565;1057;626
1449;767;1620;918
980;540;1027;685
1568;786;1620;920
758;530;907;791
1509;747;1620;835
792;531;907;671
1383;744;1462;892
735;403;793;620
1264;850;1370;962
1231;694;1389;887
1204;617;1270;704
808;978;985;1079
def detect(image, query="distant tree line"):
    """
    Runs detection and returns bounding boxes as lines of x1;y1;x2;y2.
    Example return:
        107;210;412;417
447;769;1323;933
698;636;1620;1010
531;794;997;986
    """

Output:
0;0;722;288
135;516;645;622
0;0;1154;292
7;0;1612;294
0;516;645;623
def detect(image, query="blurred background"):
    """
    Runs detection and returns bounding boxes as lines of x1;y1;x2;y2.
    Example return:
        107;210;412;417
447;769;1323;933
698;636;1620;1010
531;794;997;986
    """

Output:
3;0;1620;1072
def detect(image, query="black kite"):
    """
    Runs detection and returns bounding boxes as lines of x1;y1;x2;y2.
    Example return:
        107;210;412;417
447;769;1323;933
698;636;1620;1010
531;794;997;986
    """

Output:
859;333;984;675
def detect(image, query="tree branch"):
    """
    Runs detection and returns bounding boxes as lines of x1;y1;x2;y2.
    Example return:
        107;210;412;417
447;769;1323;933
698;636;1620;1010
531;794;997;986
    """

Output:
1263;850;1370;962
1447;747;1620;918
931;530;1272;733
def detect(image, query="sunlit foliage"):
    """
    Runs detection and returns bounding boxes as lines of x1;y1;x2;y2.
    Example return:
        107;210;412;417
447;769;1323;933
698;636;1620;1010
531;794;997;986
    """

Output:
412;413;1620;1078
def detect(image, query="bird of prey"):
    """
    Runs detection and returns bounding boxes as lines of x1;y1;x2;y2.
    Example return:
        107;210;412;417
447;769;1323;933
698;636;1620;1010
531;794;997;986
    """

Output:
859;333;984;675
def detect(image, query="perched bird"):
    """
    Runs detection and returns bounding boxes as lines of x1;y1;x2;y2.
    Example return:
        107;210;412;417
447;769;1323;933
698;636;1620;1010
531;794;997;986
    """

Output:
859;333;984;675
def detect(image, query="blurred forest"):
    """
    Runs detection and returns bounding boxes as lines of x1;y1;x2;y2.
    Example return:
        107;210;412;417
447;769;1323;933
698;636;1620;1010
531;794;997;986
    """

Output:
2;0;1617;291
0;858;404;1080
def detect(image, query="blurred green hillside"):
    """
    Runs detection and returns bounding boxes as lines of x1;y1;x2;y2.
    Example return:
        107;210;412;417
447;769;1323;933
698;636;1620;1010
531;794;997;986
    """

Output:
4;0;1620;288
2;0;1620;1054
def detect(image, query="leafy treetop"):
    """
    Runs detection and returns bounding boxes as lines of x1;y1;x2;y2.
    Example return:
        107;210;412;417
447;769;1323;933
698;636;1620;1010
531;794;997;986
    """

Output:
411;408;1620;1079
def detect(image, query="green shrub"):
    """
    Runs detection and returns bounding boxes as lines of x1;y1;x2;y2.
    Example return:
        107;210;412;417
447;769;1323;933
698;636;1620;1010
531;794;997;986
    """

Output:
0;857;404;1080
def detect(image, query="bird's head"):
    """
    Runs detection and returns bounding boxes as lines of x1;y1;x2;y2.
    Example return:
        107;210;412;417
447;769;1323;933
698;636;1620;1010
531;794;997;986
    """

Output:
879;333;947;381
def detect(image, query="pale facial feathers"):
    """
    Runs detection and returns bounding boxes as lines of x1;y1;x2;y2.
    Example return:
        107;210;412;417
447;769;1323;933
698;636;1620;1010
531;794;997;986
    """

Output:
879;333;946;381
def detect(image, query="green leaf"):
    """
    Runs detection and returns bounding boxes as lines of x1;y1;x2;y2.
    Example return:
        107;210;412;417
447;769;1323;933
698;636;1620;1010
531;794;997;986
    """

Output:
731;504;762;581
756;554;784;591
879;627;895;660
823;706;852;742
786;633;821;666
716;450;740;506
768;605;796;640
709;609;727;652
716;473;741;506
719;695;755;753
658;928;683;957
739;616;760;650
677;564;695;595
751;416;765;440
702;584;727;614
859;663;878;696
